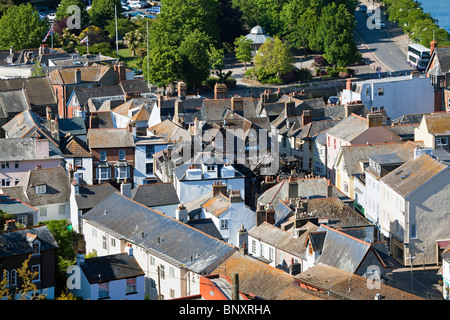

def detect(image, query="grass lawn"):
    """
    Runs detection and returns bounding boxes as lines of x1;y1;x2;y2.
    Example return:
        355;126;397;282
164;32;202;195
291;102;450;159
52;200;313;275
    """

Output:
118;46;142;70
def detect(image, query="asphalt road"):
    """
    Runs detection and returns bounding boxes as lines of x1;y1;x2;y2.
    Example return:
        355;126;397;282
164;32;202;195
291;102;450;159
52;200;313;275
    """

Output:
354;10;415;74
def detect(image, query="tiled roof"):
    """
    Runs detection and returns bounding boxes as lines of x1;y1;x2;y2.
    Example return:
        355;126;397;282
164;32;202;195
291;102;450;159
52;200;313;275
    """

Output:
147;119;191;144
0;77;56;107
422;112;450;135
60;133;92;158
202;193;231;217
51;66;111;85
211;251;334;300
326;114;368;141
0;137;63;162
295;263;425;300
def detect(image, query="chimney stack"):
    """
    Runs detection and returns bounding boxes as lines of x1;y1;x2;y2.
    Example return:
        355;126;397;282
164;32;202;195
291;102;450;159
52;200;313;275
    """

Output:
266;206;275;225
430;40;437;55
237;224;248;255
231;95;244;116
120;179;132;198
302;110;312;126
175;203;188;223
177;81;187;99
231;273;240;301
346;78;352;91
125;243;133;256
214;82;227;99
367;111;383;127
288;176;298;200
256;204;266;227
284;100;296;118
327;179;333;198
212;181;228;196
75;68;82;83
229;190;243;204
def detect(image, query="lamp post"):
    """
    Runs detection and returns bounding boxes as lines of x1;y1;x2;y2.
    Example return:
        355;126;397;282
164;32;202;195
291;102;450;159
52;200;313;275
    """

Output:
406;254;416;293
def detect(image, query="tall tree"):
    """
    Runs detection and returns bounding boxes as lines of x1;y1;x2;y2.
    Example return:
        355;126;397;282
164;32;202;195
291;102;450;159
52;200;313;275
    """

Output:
314;3;359;66
89;0;122;28
0;3;47;50
143;46;182;91
234;35;253;70
254;37;294;81
178;30;212;91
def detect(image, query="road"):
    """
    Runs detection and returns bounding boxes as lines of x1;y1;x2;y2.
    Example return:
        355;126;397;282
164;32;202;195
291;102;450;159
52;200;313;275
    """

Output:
354;8;415;74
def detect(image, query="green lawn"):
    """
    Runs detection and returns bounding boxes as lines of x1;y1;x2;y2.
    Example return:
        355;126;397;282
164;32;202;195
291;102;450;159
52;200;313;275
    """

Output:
118;46;142;70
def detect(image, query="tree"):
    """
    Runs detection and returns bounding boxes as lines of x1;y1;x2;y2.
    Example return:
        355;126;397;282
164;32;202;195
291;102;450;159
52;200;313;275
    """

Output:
143;45;182;91
89;0;122;28
234;35;253;70
0;3;47;50
55;0;90;30
78;25;108;45
178;30;212;91
0;255;46;300
209;44;232;82
104;17;137;40
0;0;14;17
254;37;294;82
124;29;144;57
314;3;359;67
31;60;46;77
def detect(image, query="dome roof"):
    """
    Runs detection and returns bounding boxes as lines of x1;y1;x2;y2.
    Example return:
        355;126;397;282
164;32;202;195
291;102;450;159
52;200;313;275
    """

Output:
250;25;266;35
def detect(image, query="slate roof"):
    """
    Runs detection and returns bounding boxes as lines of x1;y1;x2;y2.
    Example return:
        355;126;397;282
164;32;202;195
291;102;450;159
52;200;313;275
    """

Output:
57;117;87;137
82;192;236;274
131;183;180;207
87;128;135;149
0;77;56;107
0;137;63;162
0;225;58;258
88;111;115;129
2;110;59;146
427;46;450;77
325;114;368;141
75;183;117;210
294;263;425;300
380;153;449;198
0;89;30;118
72;85;124;108
315;225;374;274
147;119;191;144
187;219;224;241
202;97;258;121
49;66;112;85
119;79;151;94
336;141;424;176
249;221;319;257
258;177;349;206
80;253;145;284
0;193;38;215
2;166;71;207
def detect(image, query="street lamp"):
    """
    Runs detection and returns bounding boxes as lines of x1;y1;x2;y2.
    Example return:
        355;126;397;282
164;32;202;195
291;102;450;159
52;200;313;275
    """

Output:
406;254;416;293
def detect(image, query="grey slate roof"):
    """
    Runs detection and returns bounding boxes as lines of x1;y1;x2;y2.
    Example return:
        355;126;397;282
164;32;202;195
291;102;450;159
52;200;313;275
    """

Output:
57;117;87;137
0;77;57;107
258;177;349;206
75;183;117;210
80;253;145;284
325;114;368;141
0;193;38;215
131;183;180;207
316;225;372;274
0;137;63;162
2;166;71;207
0;225;58;258
82;192;236;274
187;219;224;241
0;89;30;118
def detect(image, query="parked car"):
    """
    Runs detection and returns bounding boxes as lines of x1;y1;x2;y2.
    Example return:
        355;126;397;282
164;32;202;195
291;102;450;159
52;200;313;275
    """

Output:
122;4;131;11
129;1;145;9
46;12;56;21
38;12;46;20
359;5;367;13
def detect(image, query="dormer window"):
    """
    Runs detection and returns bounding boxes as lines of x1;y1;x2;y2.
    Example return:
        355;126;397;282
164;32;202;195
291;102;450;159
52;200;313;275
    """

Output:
32;241;41;255
35;184;46;194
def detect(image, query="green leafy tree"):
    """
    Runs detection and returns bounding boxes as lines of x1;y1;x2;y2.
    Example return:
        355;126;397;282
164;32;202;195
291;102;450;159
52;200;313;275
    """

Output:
254;37;294;81
0;255;46;300
56;0;90;29
234;35;253;70
31;60;46;77
209;44;232;82
78;25;108;45
143;45;182;91
104;17;137;40
124;29;144;57
89;0;122;28
178;30;212;91
314;3;359;67
0;3;47;50
0;0;14;17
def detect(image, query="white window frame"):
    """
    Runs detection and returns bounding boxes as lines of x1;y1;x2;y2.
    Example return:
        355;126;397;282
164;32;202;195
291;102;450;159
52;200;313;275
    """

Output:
220;219;229;230
115;166;129;179
100;150;107;161
36;185;46;194
39;207;47;217
98;167;110;180
31;265;40;282
118;149;126;161
126;277;137;293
